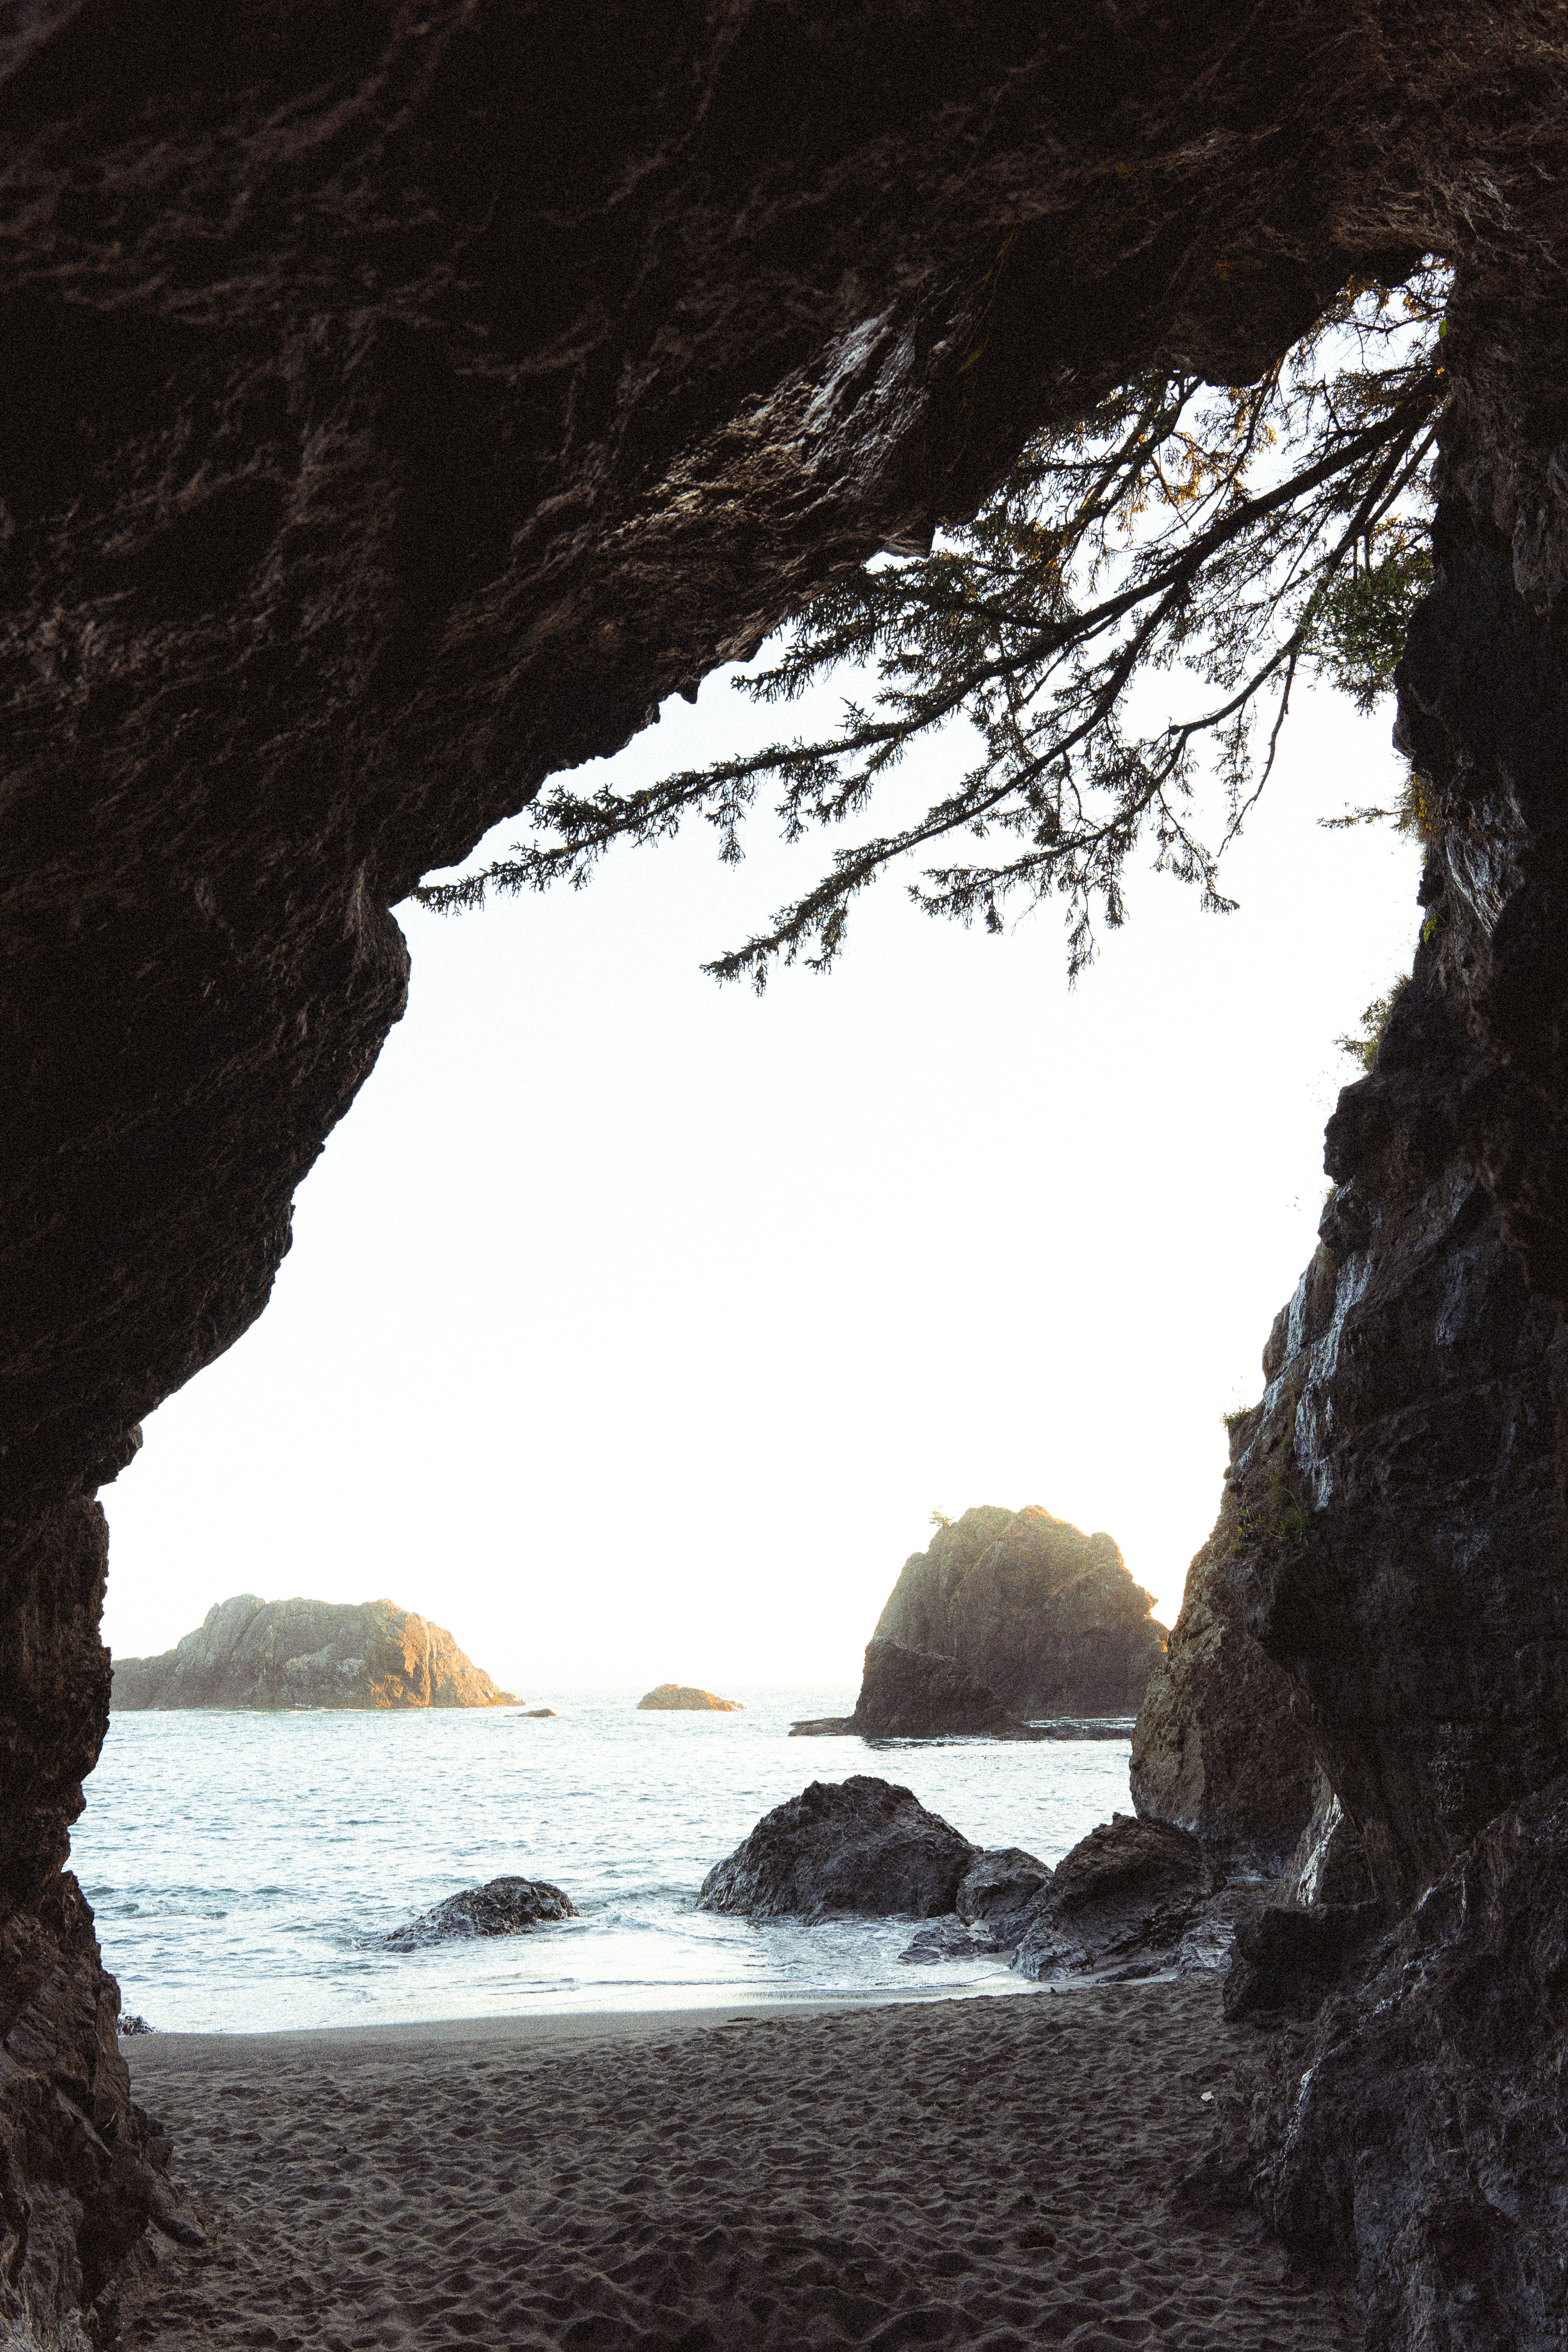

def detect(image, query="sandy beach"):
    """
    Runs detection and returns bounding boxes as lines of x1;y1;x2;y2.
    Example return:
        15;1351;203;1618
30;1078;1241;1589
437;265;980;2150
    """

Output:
120;1983;1360;2350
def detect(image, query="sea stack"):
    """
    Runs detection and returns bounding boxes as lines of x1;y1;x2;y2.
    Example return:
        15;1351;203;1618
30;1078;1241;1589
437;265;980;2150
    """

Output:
875;1506;1166;1717
110;1595;514;1710
637;1684;744;1712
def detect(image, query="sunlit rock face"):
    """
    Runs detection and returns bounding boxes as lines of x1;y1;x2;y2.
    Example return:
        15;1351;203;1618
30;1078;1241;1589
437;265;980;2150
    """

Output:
110;1595;514;1710
0;2;1564;2340
876;1507;1166;1717
636;1684;744;1712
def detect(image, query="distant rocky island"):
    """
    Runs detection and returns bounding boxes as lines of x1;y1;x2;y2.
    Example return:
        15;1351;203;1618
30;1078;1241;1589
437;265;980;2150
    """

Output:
637;1683;744;1712
877;1505;1166;1713
110;1595;515;1711
795;1505;1166;1737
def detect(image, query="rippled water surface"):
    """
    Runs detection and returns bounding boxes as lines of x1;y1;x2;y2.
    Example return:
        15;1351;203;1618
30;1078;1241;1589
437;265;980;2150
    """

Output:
74;1689;1132;2032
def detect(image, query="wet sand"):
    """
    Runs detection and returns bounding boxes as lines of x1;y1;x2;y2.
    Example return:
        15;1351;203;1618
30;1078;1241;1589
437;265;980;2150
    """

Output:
122;1983;1360;2350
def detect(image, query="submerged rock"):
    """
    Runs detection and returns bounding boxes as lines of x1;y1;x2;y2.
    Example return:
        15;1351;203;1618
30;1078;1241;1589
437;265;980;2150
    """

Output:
698;1777;975;1922
875;1507;1167;1717
112;1595;514;1711
385;1876;578;1949
637;1684;744;1712
1032;1717;1138;1740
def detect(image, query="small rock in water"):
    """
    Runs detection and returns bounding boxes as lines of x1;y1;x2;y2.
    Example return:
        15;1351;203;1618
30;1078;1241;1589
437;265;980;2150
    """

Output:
386;1876;577;1949
638;1683;744;1711
118;2013;154;2036
898;1917;999;1964
522;1707;557;1717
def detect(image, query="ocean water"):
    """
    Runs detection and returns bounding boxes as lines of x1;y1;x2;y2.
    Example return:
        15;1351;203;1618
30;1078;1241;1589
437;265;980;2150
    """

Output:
72;1688;1133;2034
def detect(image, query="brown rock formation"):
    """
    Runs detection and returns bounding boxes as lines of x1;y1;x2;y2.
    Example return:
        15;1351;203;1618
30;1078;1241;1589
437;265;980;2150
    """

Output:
1;4;1566;2342
636;1684;743;1713
876;1507;1167;1717
110;1595;514;1710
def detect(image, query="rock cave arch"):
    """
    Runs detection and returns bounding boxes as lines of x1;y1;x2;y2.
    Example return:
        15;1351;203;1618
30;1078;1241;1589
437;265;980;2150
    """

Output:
2;5;1567;2343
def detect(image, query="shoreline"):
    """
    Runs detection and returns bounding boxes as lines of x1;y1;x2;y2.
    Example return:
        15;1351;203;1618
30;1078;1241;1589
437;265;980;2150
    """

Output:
122;1985;1030;2069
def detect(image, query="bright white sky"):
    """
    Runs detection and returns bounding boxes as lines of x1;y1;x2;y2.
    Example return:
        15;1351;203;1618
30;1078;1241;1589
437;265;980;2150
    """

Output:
101;650;1420;1695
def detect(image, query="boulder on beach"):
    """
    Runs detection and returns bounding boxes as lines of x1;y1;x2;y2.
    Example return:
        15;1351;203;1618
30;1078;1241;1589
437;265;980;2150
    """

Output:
898;1849;1054;1964
699;1776;976;1922
111;1595;514;1711
637;1683;744;1711
385;1876;578;1950
1011;1814;1207;1981
956;1846;1053;1942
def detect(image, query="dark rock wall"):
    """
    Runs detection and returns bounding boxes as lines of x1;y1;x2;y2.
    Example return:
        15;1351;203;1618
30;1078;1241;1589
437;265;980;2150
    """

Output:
876;1505;1167;1715
1223;327;1568;1909
1130;1530;1320;1881
1196;234;1568;2345
1;3;1566;2340
1236;1776;1568;2352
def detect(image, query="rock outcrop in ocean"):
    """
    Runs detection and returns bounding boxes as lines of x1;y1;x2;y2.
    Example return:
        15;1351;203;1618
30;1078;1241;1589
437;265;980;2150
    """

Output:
876;1508;1167;1718
792;1637;1033;1739
385;1877;576;1949
4;7;1567;2345
699;1778;977;1923
637;1684;744;1712
111;1596;514;1710
850;1638;1031;1736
